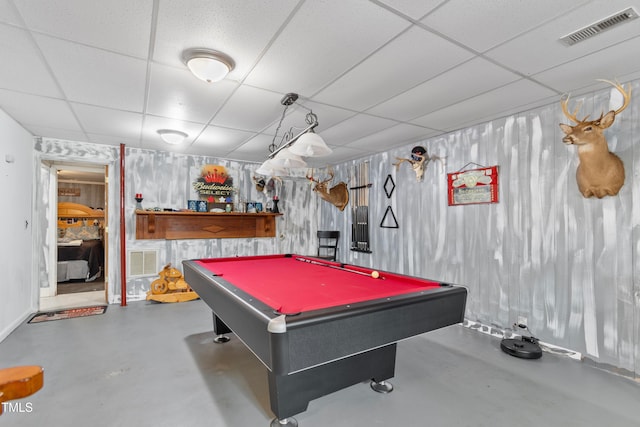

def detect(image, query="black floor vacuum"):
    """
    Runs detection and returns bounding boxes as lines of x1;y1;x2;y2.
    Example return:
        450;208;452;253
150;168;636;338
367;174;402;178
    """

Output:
500;323;543;359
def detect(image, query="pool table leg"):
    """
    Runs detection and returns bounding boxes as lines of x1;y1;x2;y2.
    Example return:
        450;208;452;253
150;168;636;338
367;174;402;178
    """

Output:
370;379;394;393
267;343;397;422
212;312;231;343
269;417;298;427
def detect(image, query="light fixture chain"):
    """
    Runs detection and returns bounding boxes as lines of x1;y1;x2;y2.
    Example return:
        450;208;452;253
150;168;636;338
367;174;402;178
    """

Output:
269;103;290;153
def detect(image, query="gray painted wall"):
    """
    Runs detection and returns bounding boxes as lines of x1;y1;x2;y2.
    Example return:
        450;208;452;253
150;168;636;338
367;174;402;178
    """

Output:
34;142;319;304
319;81;639;378
30;79;640;378
123;148;320;299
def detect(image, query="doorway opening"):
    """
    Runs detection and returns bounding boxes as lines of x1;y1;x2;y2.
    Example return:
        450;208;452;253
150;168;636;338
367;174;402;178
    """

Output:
40;162;108;311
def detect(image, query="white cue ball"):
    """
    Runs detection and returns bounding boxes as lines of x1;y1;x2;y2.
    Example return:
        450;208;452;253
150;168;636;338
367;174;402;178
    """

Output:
371;271;380;279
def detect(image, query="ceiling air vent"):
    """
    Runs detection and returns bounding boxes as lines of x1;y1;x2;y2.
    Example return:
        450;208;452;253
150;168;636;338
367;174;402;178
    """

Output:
559;7;638;46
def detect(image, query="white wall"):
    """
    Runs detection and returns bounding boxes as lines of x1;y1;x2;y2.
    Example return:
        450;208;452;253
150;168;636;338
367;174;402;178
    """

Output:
0;109;34;341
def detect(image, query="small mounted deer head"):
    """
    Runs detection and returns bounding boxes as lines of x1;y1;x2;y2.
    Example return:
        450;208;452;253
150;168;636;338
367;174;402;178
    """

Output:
559;79;631;198
306;170;349;211
393;146;445;181
252;176;266;193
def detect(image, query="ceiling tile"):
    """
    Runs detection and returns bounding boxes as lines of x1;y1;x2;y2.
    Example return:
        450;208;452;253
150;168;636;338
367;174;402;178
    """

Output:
244;0;410;95
87;132;139;147
14;0;153;58
345;123;437;152
139;138;182;153
320;114;399;147
0;1;24;26
72;103;143;140
305;146;368;168
35;34;147;111
534;35;640;93
226;133;275;163
261;100;354;137
141;114;206;147
154;0;300;78
421;0;591;53
29;126;88;142
411;79;558;131
0;25;62;97
375;0;448;20
147;63;239;124
0;90;81;131
314;26;474;111
368;57;521;121
486;0;640;76
211;85;283;131
186;125;255;156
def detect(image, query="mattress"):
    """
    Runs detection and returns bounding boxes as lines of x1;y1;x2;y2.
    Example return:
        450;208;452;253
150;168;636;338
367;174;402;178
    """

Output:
57;260;89;282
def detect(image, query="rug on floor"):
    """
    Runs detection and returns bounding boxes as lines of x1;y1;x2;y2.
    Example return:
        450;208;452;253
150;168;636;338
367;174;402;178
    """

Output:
28;305;108;323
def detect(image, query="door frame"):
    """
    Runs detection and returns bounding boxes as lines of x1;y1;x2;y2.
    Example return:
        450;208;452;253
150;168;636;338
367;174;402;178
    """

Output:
42;162;108;299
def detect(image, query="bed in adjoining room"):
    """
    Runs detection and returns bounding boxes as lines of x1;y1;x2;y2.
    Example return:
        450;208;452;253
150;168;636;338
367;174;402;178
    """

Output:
57;202;105;283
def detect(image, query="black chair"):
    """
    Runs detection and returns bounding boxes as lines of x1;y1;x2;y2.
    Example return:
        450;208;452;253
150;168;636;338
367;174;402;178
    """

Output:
316;230;340;261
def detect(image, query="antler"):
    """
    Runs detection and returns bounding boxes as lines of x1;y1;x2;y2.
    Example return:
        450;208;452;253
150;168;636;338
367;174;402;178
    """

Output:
305;170;318;183
321;169;334;184
307;169;334;184
597;79;632;115
562;79;632;124
560;94;583;124
392;157;415;169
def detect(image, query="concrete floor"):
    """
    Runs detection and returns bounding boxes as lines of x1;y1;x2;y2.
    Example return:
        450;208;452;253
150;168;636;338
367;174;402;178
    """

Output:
1;298;639;427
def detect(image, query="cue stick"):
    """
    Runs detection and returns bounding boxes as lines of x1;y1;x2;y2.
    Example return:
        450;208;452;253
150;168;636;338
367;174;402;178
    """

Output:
353;165;358;250
357;163;362;250
356;164;362;250
352;165;358;250
295;257;382;279
358;162;362;249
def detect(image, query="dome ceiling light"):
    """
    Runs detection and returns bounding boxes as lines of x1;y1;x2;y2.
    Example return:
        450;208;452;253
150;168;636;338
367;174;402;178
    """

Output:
157;129;188;145
182;48;235;83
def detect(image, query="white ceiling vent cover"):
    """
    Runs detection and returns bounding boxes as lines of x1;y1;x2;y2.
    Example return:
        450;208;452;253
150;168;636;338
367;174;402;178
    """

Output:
560;7;638;46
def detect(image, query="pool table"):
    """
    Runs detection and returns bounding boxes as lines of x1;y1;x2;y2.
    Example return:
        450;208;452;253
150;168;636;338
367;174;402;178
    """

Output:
183;254;467;426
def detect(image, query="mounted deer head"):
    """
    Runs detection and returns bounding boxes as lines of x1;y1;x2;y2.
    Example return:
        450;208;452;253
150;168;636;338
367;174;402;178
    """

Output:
306;170;349;211
252;176;266;193
393;146;445;181
559;79;631;198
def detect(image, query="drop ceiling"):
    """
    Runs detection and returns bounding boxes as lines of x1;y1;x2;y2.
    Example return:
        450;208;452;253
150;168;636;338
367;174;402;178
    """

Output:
2;0;640;167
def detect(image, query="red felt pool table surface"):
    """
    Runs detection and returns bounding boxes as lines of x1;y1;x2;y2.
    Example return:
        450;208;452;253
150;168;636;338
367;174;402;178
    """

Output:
195;254;442;314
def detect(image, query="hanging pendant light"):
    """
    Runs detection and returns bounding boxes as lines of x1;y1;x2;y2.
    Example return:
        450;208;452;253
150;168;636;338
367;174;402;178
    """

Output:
256;92;331;177
271;148;307;168
256;159;288;177
288;131;332;157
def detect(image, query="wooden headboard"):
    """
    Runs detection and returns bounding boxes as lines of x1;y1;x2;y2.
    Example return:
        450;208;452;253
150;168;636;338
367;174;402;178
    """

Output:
57;202;104;228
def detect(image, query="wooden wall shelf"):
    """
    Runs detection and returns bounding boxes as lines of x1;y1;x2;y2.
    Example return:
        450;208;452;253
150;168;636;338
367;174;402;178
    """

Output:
135;211;281;240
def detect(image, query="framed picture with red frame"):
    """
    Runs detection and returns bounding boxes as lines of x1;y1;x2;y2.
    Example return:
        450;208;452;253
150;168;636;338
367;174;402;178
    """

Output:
447;165;499;206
